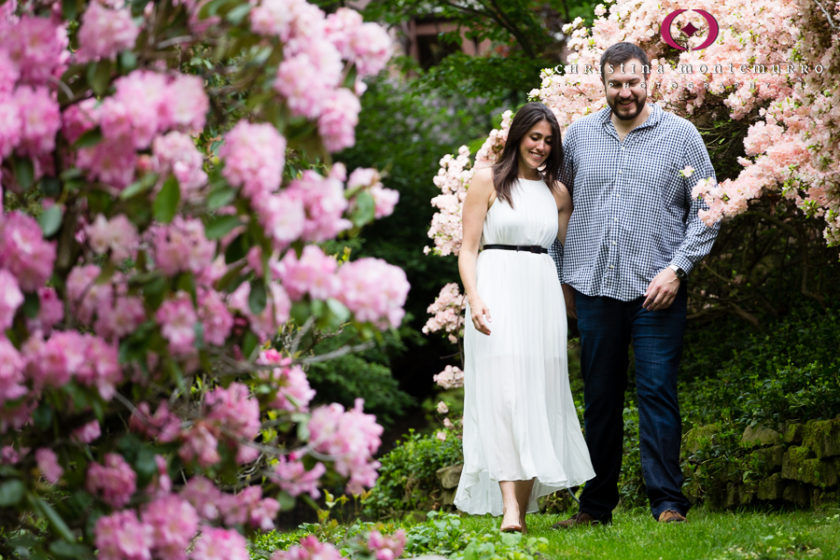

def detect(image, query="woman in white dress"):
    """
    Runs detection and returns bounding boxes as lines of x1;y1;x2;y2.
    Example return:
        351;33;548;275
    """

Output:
455;102;594;532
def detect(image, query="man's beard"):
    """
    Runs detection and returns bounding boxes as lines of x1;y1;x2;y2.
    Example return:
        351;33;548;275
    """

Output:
609;96;646;120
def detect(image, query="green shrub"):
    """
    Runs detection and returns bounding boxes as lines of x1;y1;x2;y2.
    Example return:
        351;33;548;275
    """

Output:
362;430;463;519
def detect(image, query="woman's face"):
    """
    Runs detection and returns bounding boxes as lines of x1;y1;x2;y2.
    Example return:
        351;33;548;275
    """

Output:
518;119;552;175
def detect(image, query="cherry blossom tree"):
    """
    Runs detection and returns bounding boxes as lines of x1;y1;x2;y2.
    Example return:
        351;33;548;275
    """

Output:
0;0;407;558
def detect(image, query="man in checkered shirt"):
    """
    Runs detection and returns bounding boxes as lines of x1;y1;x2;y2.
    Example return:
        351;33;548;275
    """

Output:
551;42;719;527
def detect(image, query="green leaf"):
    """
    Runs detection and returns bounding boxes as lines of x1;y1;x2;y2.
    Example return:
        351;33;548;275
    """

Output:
248;280;267;314
276;491;296;511
13;157;35;191
225;2;251;24
242;330;259;359
324;298;351;327
153;176;180;223
40;176;62;198
61;0;79;20
119;50;137;71
22;291;41;319
290;301;310;325
224;233;248;263
204;214;241;240
38;205;63;237
0;479;25;506
87;59;113;96
350;191;376;227
143;275;168;310
72;127;103;149
207;184;237;210
49;540;93;559
120;172;159;200
33;497;75;542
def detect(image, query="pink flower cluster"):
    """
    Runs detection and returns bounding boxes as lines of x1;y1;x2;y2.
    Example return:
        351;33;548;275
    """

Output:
0;211;56;291
150;217;216;276
229;281;291;341
274;246;339;301
271;453;326;498
86;453;137;508
308;399;383;494
422;282;465;343
219;120;287;200
433;365;464;390
348;167;400;219
257;349;315;412
286;169;351;242
75;1;140;63
367;529;407;560
156;292;199;357
336;258;410;329
180;476;279;531
35;448;63;484
152;132;208;203
205;382;261;464
86;214;140;262
271;535;343;560
426;146;473;257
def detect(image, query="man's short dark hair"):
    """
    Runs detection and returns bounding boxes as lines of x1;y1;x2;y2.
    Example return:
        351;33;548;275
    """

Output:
600;42;650;82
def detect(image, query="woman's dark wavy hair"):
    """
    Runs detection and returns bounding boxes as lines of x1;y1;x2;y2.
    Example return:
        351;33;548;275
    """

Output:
492;102;563;207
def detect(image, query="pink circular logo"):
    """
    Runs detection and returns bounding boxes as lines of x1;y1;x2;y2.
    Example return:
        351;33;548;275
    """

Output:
661;9;719;51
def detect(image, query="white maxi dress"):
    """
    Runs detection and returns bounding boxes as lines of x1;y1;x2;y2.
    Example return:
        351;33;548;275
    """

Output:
454;177;595;516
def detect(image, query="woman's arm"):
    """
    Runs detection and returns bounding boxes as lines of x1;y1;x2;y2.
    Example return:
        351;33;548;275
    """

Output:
458;167;495;335
553;182;576;318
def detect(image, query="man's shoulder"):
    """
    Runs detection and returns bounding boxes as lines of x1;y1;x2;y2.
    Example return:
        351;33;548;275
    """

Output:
565;107;609;137
656;106;701;136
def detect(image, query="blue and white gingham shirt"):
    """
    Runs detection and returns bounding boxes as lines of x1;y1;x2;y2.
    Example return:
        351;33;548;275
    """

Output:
549;103;719;302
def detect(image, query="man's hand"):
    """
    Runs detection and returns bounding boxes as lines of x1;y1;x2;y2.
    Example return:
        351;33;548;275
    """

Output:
562;284;577;319
643;267;680;311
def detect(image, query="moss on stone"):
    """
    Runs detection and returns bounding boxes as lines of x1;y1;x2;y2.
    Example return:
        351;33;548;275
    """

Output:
802;417;840;459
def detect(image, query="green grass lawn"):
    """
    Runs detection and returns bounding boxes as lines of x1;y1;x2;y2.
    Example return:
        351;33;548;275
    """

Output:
255;507;840;560
431;508;840;560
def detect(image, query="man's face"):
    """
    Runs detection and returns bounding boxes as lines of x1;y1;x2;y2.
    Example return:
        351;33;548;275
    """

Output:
603;58;648;121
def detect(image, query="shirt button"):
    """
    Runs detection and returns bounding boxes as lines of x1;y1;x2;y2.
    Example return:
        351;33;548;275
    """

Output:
609;265;615;269
618;170;622;174
613;218;618;222
612;241;617;245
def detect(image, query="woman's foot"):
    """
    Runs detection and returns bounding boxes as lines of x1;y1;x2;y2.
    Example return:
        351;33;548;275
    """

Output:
500;509;522;532
519;513;528;534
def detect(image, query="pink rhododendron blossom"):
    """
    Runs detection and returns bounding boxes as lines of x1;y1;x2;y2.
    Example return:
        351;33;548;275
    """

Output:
61;98;99;144
3;15;69;86
0;339;25;404
367;530;406;560
27;286;63;334
167;73;209;132
152;132;207;201
180;476;223;521
102;70;170;149
433;365;464;389
257;349;316;412
337;258;409;328
179;421;221;467
94;510;153;560
272;535;343;560
0;93;21;158
130;401;182;443
142;495;199;560
28;330;86;390
286;170;351;242
76;1;140;63
0;50;19;95
347;22;392;77
76;135;137;190
66;264;110;325
205;382;260;442
87;453;137;508
273;54;333;120
190;527;249;560
0;268;23;330
75;334;122;400
86;214;140;262
95;295;146;341
254;190;306;248
0;211;56;291
423;282;465;343
156;292;198;356
229;282;291;341
317;87;360;152
72;420;101;444
308;399;382;494
220;120;286;199
197;288;233;346
250;0;311;40
35;448;62;484
150;217;216;276
1;445;23;465
436;401;449;415
347;167;400;218
271;453;325;498
274;245;339;301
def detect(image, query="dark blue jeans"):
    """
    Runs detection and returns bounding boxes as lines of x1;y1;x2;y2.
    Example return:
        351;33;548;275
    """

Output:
574;287;691;521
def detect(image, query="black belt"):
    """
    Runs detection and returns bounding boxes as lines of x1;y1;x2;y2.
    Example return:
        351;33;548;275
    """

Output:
483;244;547;254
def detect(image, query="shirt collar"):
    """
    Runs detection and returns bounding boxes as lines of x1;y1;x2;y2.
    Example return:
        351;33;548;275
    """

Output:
598;103;662;134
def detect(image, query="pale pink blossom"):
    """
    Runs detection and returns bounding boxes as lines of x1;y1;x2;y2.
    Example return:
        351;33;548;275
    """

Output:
274;245;339;301
76;1;140;63
253;190;306;248
0;50;19;95
286;170;351;242
26;286;63;334
76;135;137;190
229;282;291;341
35;448;62;484
87;453;137;508
72;420;101;444
95;295;146;341
152;132;208;202
102;70;170;149
257;349;315;412
142;495;199;560
86;214;140;262
61;98;99;145
433;365;464;389
66;264;110;325
272;453;325;498
423;282;465;343
0;92;21;158
94;510;153;560
130;401;182;443
3;15;69;86
318;87;361;152
0;338;25;404
272;535;343;560
179;421;220;467
0;268;23;331
168;74;209;132
205;382;260;442
219;120;286;199
367;530;406;560
197;288;233;346
337;258;409;328
436;401;449;415
180;476;223;521
151;217;216;276
190;527;249;560
156;292;198;356
0;211;56;291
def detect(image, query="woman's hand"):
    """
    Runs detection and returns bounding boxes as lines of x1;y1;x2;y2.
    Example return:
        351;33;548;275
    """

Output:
469;296;492;335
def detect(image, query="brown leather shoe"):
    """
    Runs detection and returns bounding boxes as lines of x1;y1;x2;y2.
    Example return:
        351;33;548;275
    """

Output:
657;510;686;523
552;512;605;529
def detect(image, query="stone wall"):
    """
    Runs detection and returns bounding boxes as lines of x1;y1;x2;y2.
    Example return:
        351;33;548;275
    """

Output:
682;416;840;509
